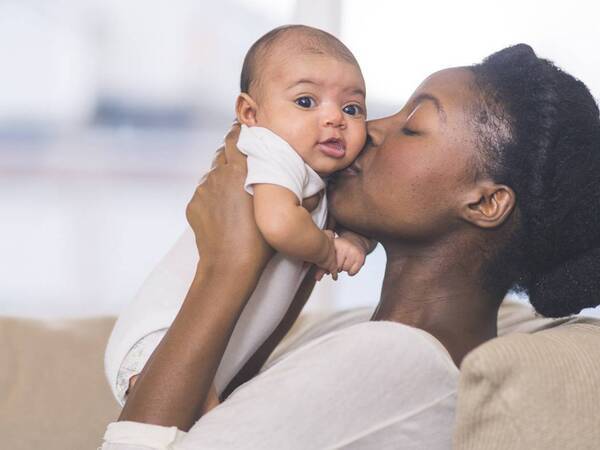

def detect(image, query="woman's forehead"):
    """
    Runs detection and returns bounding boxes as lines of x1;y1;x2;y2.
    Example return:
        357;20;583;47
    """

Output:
409;68;475;122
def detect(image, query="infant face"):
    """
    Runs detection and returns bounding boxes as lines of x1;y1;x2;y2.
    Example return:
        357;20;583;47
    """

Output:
253;52;367;176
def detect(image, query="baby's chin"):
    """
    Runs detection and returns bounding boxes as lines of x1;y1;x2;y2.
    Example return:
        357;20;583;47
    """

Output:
314;164;350;179
310;157;357;178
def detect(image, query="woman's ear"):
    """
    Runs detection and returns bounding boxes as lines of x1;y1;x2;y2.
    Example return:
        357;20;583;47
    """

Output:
236;93;259;126
462;182;516;228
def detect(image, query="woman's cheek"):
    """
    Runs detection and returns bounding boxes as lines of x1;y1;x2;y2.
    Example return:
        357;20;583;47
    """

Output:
352;125;367;157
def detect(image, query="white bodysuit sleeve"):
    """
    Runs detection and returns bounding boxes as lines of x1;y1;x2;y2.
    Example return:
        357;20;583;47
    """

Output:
237;125;325;202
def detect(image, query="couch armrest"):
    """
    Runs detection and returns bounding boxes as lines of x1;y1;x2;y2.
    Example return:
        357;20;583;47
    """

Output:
453;318;600;450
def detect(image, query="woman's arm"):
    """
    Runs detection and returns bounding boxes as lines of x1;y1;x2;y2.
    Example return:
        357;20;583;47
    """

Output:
118;124;274;431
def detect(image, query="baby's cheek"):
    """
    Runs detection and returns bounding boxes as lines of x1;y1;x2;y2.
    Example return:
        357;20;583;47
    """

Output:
348;124;367;159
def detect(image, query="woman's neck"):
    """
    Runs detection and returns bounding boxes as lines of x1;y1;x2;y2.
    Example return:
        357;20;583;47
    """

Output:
371;239;501;367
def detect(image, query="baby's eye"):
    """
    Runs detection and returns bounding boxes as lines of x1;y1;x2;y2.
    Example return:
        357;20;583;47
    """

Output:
295;96;316;108
343;104;363;116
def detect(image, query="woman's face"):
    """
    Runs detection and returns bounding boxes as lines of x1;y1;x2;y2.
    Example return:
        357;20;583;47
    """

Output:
328;67;480;243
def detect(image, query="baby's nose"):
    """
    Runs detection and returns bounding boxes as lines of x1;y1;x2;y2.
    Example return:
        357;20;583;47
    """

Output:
323;105;345;128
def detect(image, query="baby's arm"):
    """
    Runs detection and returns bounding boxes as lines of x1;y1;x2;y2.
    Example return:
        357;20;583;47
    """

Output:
253;184;338;278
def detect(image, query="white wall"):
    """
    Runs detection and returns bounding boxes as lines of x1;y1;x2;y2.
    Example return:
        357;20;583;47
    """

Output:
1;0;599;318
342;0;600;107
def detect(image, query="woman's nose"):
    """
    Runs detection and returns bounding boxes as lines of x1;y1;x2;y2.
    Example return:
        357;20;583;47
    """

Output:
366;119;383;146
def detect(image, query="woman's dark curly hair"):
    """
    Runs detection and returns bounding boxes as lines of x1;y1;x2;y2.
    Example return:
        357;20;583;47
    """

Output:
470;44;600;317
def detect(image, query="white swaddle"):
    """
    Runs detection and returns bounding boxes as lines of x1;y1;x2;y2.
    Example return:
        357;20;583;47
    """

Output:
104;125;328;402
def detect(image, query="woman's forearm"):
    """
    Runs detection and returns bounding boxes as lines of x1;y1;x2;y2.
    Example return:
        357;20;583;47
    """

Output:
118;258;263;430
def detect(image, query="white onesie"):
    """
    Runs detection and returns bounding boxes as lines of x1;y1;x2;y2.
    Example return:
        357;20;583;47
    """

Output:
104;125;328;403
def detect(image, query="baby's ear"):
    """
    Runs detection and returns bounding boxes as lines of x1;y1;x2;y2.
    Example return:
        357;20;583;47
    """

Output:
235;93;258;126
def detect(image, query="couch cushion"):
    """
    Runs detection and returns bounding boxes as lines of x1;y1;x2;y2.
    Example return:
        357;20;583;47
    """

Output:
453;318;600;450
0;316;120;450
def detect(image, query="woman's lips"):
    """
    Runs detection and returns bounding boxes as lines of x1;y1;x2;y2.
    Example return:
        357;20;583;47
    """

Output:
318;139;346;159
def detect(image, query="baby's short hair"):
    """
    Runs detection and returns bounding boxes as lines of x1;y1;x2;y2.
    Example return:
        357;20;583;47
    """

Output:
240;25;360;95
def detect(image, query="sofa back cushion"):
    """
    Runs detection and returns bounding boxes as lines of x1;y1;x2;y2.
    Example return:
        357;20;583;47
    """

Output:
454;318;600;450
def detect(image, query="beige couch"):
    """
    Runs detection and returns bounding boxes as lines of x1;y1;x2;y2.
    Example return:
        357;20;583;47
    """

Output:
454;318;600;450
1;308;599;450
0;317;120;450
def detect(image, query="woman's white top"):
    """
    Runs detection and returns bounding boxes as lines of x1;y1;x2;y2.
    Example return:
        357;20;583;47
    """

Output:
104;125;328;403
102;309;459;450
102;298;564;449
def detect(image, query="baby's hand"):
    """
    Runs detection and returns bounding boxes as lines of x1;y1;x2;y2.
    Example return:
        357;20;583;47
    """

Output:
333;235;366;276
314;230;338;281
314;233;367;281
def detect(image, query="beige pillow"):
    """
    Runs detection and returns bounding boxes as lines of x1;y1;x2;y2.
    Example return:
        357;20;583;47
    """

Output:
454;318;600;450
0;316;120;450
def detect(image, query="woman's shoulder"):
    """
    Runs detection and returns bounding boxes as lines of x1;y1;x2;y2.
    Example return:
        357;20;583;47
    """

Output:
270;316;459;383
319;320;459;374
266;308;458;377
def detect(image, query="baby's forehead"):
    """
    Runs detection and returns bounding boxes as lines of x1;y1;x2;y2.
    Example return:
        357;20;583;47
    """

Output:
266;31;354;66
265;49;361;86
250;31;363;92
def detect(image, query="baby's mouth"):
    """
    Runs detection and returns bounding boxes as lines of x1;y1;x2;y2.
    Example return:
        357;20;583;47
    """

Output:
318;138;346;159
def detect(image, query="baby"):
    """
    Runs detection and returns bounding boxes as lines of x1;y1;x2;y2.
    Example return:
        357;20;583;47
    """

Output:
211;24;375;406
236;25;372;282
104;25;374;420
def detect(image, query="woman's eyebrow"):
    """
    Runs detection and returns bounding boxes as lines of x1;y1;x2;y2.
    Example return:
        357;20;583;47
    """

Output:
412;93;447;122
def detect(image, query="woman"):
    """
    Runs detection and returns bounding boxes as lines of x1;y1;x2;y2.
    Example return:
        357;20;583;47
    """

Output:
102;44;600;449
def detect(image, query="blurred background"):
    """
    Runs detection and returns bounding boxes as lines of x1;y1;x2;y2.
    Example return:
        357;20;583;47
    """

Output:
1;0;599;318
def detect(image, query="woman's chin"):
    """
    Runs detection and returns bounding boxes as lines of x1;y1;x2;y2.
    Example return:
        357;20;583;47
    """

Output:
328;197;356;229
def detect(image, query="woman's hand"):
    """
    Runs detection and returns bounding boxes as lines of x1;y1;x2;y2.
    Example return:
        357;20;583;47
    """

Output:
186;123;274;273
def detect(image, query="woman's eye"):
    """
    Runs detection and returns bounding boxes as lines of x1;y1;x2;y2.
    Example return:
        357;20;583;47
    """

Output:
295;96;315;108
402;127;419;136
342;104;362;116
